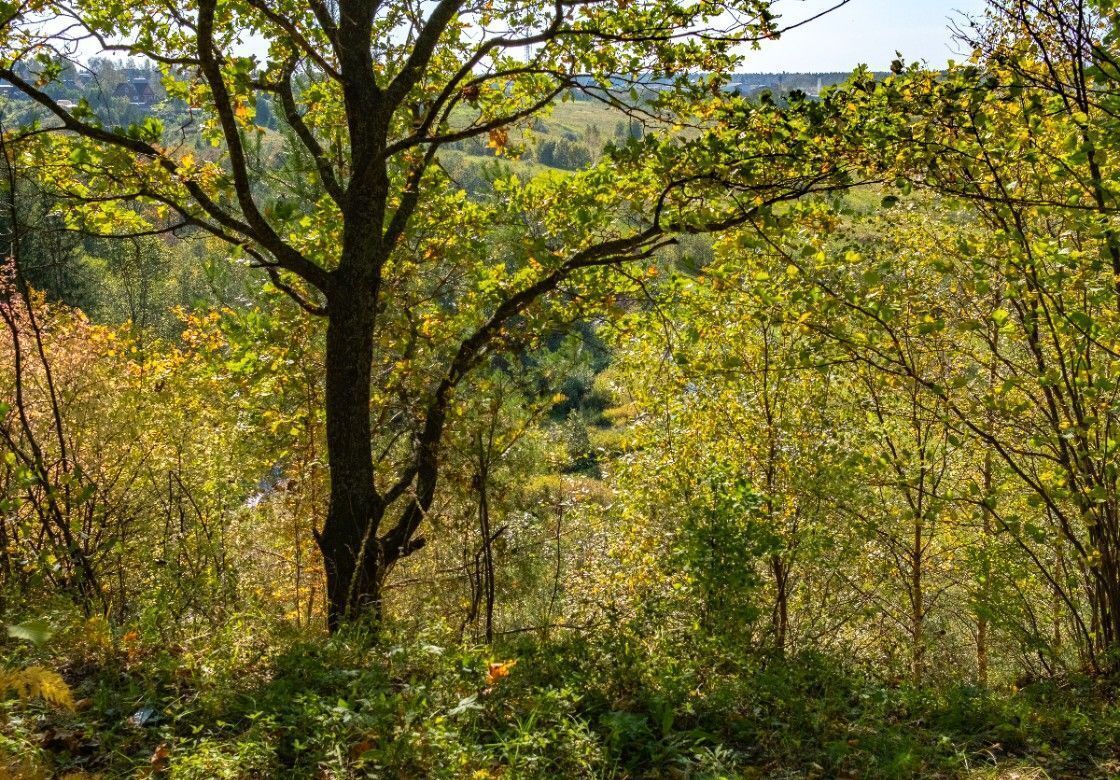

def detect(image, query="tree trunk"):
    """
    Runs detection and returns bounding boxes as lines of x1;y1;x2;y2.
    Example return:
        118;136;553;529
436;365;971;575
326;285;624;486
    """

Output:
771;554;789;655
977;451;993;688
911;517;924;686
317;271;381;630
469;457;496;643
479;473;496;644
1090;513;1120;661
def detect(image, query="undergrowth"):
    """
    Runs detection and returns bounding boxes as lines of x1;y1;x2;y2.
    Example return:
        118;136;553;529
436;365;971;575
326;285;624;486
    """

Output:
1;612;1118;779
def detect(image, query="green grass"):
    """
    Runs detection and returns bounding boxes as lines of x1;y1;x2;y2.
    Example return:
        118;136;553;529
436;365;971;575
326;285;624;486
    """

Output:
4;617;1120;779
534;99;627;138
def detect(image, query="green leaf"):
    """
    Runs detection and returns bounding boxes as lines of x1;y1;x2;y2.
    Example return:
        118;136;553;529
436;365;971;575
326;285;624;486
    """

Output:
69;146;92;166
449;694;481;716
7;619;54;646
1068;311;1092;332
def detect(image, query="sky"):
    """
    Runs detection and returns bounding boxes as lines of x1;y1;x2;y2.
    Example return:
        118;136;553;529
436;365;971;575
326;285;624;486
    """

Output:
740;0;990;72
78;0;992;74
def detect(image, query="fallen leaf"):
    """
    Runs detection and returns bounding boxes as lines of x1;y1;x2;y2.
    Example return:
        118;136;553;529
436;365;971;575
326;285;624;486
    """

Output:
150;742;170;773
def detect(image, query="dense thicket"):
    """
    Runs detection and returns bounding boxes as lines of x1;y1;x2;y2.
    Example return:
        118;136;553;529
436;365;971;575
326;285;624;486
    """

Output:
4;0;1120;777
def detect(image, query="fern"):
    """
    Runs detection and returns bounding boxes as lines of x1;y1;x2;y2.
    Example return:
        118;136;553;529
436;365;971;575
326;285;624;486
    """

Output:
0;666;74;710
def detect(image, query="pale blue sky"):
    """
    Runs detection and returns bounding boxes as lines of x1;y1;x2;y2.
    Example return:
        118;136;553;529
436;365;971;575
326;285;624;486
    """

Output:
741;0;990;72
89;0;992;73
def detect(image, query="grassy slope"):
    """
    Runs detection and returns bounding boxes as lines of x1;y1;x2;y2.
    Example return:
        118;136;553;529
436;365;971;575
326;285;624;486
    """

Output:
4;623;1119;778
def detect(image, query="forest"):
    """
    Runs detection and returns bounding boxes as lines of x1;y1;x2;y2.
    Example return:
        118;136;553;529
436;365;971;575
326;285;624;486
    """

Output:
3;0;1120;777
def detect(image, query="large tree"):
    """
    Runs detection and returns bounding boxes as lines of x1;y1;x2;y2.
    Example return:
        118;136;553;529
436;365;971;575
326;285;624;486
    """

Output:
0;0;848;626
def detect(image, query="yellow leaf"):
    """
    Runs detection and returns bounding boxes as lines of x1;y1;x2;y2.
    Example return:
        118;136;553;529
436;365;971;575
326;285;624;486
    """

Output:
0;666;75;710
485;659;517;685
